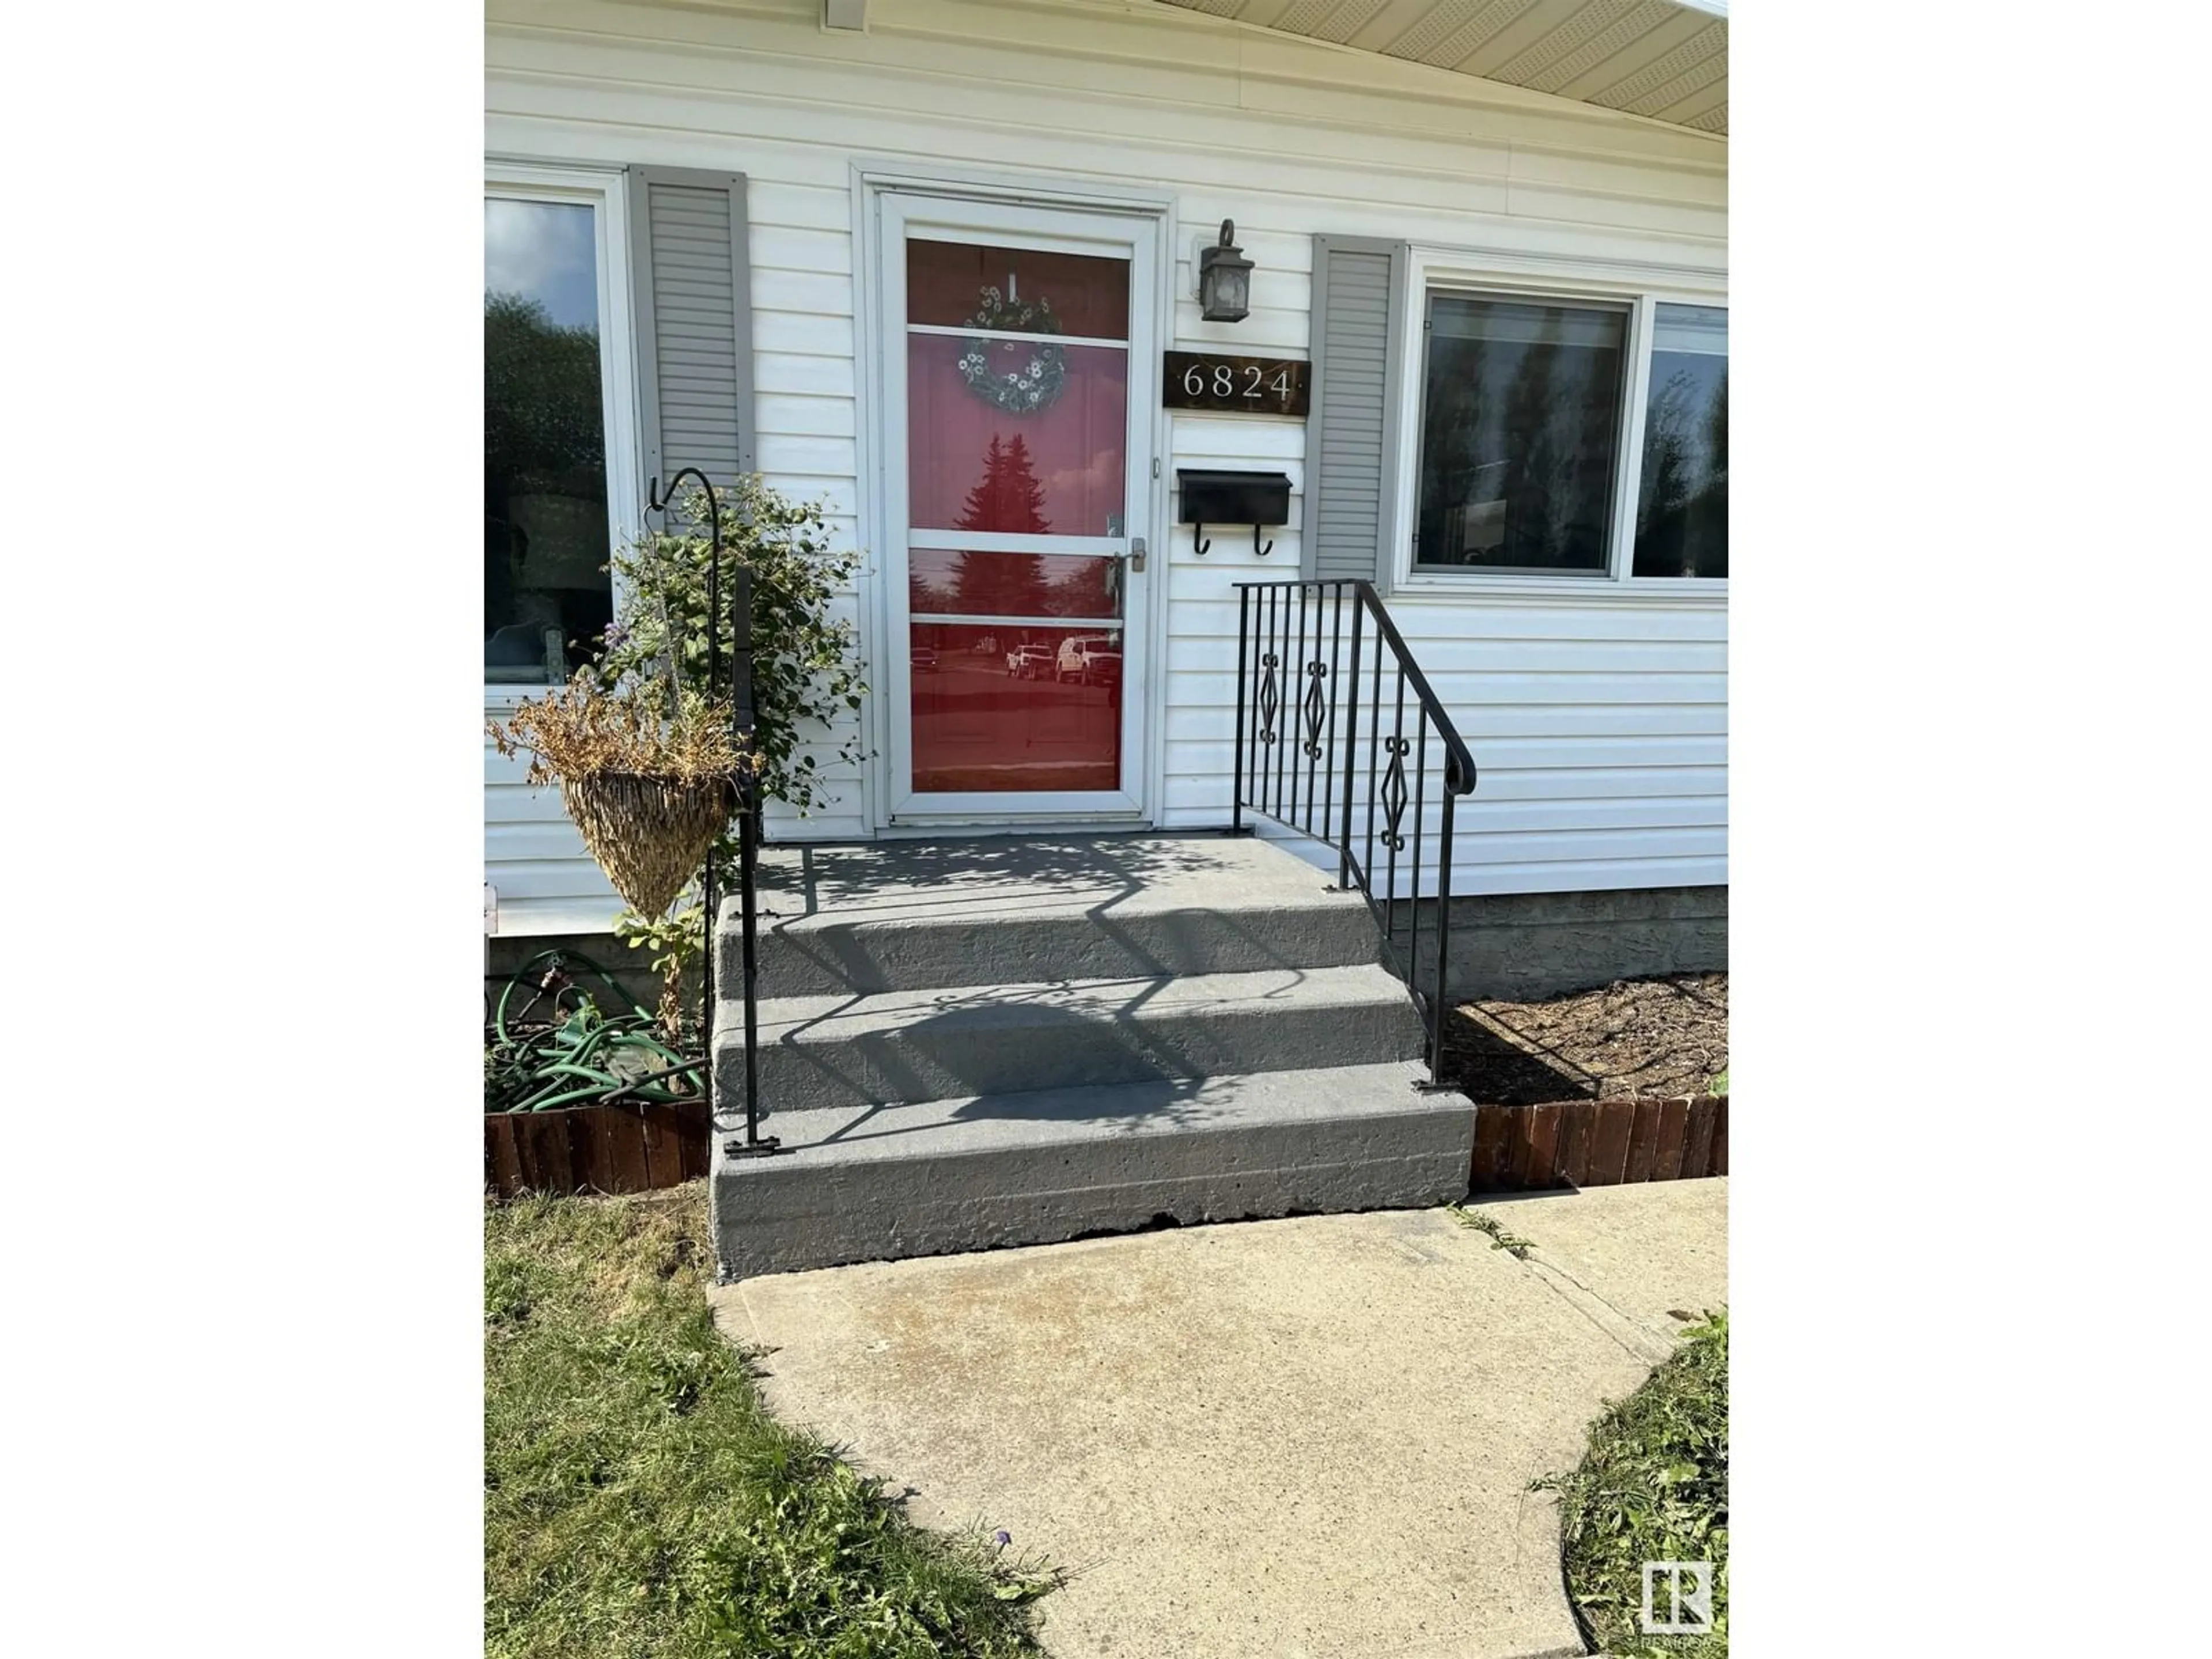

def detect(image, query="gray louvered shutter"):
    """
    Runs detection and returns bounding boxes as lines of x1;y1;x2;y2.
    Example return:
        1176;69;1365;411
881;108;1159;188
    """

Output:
1301;236;1410;592
628;167;754;498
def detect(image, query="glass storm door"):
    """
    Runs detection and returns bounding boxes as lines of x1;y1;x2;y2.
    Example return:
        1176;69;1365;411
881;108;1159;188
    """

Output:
883;198;1157;820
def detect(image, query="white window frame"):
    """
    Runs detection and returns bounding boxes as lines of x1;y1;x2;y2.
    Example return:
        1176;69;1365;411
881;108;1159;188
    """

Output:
483;160;642;706
1388;247;1726;606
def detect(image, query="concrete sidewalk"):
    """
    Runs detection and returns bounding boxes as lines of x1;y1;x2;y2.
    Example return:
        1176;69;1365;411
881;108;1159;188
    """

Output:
711;1178;1726;1659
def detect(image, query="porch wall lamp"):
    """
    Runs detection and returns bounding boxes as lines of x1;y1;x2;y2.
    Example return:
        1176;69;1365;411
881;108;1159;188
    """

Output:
1198;218;1253;323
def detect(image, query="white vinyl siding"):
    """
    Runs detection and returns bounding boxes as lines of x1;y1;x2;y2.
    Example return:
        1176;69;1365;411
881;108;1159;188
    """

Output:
486;0;1726;921
484;734;622;927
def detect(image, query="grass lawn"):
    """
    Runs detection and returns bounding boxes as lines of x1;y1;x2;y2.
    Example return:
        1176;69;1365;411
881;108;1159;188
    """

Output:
486;1182;1058;1657
1538;1310;1729;1657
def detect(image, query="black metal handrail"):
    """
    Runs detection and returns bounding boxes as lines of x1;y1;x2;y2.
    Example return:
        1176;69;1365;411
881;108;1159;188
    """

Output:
1229;578;1478;1084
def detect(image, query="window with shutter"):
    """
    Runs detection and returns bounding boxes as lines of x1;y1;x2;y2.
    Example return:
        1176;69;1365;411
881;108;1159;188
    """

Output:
1302;234;1728;595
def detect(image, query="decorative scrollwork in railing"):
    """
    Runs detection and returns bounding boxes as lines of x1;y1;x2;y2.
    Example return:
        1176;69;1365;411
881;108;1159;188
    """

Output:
1257;652;1281;746
1379;734;1410;851
1301;661;1329;759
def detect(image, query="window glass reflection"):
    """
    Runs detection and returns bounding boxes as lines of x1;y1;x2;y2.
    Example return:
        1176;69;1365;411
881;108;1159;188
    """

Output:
909;623;1123;793
485;198;611;681
1415;296;1626;573
1633;304;1728;579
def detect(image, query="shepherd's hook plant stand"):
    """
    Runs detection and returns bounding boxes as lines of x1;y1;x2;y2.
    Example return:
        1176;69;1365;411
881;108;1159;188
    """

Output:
646;467;779;1159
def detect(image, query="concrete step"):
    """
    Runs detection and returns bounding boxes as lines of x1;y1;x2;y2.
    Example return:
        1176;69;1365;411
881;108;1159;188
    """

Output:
710;1061;1475;1279
714;963;1426;1115
721;832;1379;997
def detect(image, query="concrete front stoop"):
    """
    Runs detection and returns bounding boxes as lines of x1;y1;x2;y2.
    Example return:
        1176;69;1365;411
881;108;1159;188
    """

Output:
709;833;1476;1281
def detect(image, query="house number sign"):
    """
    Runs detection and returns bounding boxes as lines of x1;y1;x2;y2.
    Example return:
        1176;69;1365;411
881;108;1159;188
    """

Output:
1161;351;1310;417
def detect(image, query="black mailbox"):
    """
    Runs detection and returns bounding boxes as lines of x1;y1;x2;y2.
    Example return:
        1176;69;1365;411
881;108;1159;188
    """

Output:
1177;468;1292;556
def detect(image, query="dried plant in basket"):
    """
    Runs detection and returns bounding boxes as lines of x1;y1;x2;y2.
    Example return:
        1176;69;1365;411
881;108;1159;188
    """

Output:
490;678;756;1030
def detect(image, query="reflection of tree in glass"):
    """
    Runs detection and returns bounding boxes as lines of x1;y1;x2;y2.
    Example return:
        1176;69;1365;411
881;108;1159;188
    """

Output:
1634;361;1727;578
1687;368;1727;577
487;290;609;661
1419;309;1619;569
953;433;1051;616
486;292;605;493
1640;369;1696;571
1418;337;1488;563
957;433;1051;533
1705;371;1728;493
1567;336;1620;560
910;574;959;612
1501;341;1567;566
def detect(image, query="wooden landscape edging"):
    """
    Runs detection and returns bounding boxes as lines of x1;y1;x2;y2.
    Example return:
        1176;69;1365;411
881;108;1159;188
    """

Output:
1469;1094;1728;1192
484;1097;710;1200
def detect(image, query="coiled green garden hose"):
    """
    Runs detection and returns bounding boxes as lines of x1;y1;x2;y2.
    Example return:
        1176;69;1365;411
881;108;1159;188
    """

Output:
484;948;706;1113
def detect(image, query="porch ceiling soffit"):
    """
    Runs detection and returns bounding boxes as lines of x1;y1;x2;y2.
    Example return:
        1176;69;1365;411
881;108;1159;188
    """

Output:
1152;0;1727;136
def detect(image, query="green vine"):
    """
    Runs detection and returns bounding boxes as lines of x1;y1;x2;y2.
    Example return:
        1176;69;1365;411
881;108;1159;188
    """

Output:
588;475;868;995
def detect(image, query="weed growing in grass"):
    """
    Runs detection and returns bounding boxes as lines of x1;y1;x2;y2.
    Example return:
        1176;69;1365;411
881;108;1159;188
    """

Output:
485;1184;1059;1658
1535;1310;1728;1657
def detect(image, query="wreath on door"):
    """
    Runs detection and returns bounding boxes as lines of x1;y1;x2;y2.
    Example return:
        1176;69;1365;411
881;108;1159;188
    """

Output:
956;285;1067;416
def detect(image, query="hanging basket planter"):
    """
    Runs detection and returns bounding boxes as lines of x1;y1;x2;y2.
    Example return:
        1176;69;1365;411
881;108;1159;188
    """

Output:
487;675;755;932
559;768;740;921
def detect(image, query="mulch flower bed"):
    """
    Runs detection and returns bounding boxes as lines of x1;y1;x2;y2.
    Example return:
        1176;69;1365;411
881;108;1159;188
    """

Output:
1440;974;1729;1192
1439;972;1726;1107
